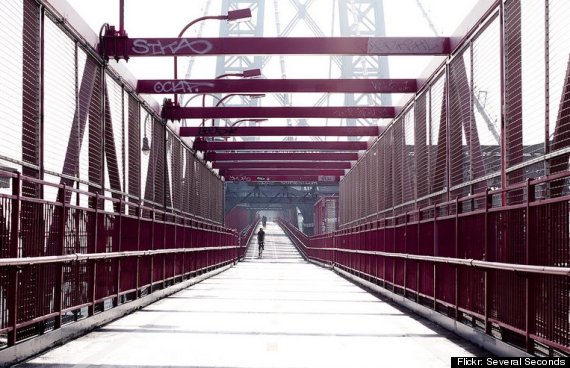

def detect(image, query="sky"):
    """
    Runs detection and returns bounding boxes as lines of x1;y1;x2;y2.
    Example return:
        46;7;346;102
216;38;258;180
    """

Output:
65;0;481;129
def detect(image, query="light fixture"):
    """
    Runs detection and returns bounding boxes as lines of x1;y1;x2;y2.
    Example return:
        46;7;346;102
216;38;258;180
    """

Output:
142;116;151;156
227;8;252;22
248;93;266;99
142;137;151;156
242;68;262;78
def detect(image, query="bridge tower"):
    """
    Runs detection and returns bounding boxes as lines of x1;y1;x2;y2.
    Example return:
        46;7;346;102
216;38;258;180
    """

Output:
339;0;390;128
216;0;265;121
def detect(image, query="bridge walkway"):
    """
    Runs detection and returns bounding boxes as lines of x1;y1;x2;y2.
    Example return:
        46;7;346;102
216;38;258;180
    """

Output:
17;222;485;368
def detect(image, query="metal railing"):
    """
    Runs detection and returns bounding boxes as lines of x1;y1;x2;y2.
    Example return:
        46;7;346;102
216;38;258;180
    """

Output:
0;170;239;348
279;173;570;355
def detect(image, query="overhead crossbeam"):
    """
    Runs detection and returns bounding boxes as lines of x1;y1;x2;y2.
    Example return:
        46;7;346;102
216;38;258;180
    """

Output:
101;36;451;60
204;152;359;161
220;169;345;177
224;175;341;183
180;126;380;137
213;161;351;169
164;106;395;120
137;78;418;94
194;141;368;151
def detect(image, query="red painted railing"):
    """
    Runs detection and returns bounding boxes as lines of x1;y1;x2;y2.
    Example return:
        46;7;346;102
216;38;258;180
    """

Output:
0;170;238;347
278;174;570;355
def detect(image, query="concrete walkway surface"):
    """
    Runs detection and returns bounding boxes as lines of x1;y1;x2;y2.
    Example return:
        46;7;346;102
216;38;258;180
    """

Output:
16;221;486;368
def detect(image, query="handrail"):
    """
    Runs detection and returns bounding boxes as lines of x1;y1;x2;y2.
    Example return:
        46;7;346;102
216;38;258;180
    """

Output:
300;247;570;277
0;246;241;267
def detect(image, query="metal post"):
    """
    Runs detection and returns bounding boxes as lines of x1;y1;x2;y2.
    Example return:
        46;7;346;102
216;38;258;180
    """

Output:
89;192;99;316
136;200;141;297
382;220;386;289
119;0;125;35
433;204;438;310
499;1;507;206
150;209;154;292
116;197;122;306
484;188;490;334
403;212;408;298
525;178;533;352
8;174;21;346
55;184;66;329
454;196;459;321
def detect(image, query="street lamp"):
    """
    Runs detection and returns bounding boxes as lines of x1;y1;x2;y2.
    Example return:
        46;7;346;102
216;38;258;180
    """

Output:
206;93;265;127
229;118;268;127
226;119;268;142
216;93;265;108
174;9;253;102
199;68;262;123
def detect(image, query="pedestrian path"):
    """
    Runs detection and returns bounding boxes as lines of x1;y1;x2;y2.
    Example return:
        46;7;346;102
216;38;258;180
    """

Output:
244;221;304;263
17;221;486;368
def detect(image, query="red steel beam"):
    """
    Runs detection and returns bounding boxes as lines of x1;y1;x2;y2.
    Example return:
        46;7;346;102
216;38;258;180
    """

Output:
165;106;395;120
220;169;346;177
204;152;359;161
181;126;380;137
194;141;367;151
137;78;417;94
102;37;451;59
213;161;351;169
224;175;340;183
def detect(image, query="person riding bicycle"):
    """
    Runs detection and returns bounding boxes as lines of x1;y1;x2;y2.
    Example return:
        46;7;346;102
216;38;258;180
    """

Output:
257;227;265;256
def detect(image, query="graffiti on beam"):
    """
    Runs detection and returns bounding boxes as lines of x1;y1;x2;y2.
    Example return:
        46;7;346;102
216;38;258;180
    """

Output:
228;176;251;182
132;39;213;56
317;175;336;182
367;38;445;54
197;127;238;136
153;81;215;94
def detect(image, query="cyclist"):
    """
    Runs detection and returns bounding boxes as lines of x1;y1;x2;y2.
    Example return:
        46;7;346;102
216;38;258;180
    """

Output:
257;227;265;257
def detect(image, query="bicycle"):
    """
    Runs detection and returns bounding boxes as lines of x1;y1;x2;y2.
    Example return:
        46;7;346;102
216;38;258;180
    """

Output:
258;241;264;257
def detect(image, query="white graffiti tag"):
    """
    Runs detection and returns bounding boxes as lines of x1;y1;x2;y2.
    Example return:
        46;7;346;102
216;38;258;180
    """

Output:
153;81;215;93
228;176;251;182
132;39;214;56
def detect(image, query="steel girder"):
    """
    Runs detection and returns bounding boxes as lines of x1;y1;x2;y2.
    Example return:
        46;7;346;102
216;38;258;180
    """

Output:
164;106;395;120
204;152;358;161
194;140;367;151
225;182;338;212
221;168;345;177
180;125;380;137
224;175;341;183
137;78;417;94
101;36;451;60
213;161;351;169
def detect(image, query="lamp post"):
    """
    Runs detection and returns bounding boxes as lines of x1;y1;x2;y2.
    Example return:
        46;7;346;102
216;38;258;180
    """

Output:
207;93;265;127
173;9;252;103
226;119;268;142
229;118;268;127
200;69;262;126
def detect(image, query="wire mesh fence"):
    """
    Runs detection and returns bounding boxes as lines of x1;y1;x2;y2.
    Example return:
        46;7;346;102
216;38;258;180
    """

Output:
0;0;241;351
330;0;570;355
